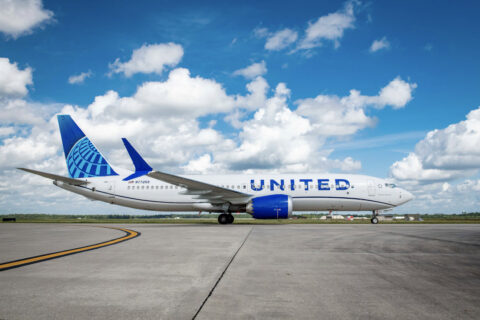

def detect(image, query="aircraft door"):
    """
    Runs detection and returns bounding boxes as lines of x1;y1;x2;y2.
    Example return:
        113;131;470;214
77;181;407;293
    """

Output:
367;180;376;196
103;181;115;199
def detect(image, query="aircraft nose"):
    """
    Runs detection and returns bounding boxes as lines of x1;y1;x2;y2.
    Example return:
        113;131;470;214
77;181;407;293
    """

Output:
402;189;414;203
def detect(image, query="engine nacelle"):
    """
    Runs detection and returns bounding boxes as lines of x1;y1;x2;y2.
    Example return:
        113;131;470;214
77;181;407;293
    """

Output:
246;194;293;219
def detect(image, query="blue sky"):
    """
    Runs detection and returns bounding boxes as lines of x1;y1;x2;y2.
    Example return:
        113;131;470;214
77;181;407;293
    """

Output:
0;0;479;214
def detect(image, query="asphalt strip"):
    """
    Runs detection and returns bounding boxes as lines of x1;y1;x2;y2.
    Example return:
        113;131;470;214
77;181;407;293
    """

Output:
0;226;141;272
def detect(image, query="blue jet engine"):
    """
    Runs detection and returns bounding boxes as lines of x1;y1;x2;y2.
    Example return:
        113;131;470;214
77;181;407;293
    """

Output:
246;194;293;219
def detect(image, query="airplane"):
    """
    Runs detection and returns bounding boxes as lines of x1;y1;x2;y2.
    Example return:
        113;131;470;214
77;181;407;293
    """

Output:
19;115;414;224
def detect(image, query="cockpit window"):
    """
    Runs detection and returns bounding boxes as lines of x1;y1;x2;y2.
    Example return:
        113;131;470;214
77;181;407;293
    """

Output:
385;183;396;188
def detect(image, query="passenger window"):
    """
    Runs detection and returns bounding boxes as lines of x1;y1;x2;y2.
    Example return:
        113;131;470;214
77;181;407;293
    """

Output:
141;186;144;189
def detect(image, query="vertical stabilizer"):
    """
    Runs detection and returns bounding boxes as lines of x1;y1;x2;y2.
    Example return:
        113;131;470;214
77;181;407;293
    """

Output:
57;115;118;178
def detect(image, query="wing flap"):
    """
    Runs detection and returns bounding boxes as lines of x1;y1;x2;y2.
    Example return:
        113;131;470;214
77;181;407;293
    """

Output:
18;168;89;186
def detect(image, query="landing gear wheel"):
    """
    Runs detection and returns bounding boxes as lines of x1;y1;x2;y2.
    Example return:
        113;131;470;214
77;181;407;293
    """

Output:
371;217;379;224
218;213;229;225
227;214;234;224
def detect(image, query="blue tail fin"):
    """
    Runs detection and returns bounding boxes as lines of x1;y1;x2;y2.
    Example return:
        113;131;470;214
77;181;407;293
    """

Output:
57;115;118;178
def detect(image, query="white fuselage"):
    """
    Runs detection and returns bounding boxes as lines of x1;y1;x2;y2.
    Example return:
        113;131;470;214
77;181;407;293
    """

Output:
55;172;413;213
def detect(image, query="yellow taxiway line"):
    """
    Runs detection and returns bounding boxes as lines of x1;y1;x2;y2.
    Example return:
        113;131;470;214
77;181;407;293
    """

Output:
0;226;140;271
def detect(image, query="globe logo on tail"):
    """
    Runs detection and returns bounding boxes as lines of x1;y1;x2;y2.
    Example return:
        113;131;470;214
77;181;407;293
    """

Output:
66;137;118;178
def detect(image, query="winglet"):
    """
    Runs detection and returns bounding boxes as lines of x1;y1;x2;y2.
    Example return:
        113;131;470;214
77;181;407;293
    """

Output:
121;138;153;181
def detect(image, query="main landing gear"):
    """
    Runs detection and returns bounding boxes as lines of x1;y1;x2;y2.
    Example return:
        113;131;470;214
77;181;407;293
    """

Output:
370;210;379;224
218;213;234;225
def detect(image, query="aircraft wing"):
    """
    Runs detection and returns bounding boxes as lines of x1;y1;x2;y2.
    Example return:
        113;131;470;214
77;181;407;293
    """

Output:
147;171;252;203
18;168;89;186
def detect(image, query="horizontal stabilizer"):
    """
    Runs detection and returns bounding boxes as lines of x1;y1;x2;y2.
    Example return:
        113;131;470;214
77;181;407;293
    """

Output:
18;168;89;186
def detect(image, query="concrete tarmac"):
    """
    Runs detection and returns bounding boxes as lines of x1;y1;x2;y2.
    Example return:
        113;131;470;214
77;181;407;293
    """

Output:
0;223;479;320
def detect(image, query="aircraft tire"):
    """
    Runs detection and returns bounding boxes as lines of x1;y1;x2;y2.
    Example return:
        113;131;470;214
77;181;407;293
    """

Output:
371;217;379;224
227;214;234;224
218;213;229;224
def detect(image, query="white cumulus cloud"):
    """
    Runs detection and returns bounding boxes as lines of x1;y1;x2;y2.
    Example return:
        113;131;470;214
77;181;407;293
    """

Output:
233;61;267;79
298;0;357;50
265;28;298;51
0;126;14;136
369;37;390;52
0;57;33;97
296;77;417;136
0;99;59;125
68;70;93;84
113;68;236;118
233;76;269;112
218;83;314;171
218;82;365;174
391;106;480;184
0;0;54;39
377;77;417;108
182;154;219;174
109;43;184;77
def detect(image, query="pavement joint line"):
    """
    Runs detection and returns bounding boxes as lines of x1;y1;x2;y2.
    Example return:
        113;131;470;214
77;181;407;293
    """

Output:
382;231;480;247
0;226;141;272
192;226;254;320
